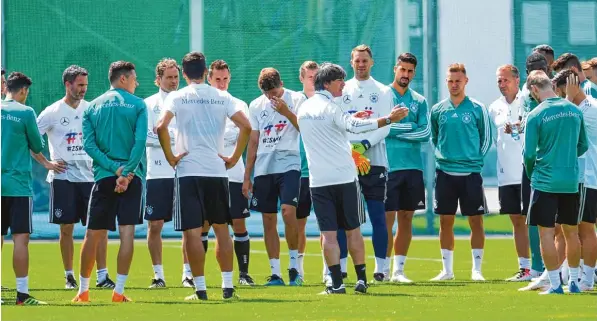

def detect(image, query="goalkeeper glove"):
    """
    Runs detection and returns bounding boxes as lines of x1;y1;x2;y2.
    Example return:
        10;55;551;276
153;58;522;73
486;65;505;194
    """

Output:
351;140;371;155
352;150;371;176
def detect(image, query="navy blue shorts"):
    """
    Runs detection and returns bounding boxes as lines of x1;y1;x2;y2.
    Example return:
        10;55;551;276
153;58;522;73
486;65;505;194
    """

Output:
229;182;250;220
1;196;32;235
87;176;145;231
522;167;531;215
357;166;387;201
297;177;312;219
385;170;426;212
527;189;579;228
434;170;487;216
174;176;231;231
145;178;174;222
498;184;522;215
49;180;93;225
250;170;300;213
579;185;596;224
311;180;365;232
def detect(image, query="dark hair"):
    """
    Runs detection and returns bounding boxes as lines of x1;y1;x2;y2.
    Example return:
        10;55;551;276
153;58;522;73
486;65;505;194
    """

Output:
532;44;554;57
526;53;548;74
182;52;207;80
552;53;582;73
397;52;417;68
314;63;346;91
552;68;577;88
258;68;282;91
108;61;135;83
6;72;32;93
62;65;88;84
208;59;230;78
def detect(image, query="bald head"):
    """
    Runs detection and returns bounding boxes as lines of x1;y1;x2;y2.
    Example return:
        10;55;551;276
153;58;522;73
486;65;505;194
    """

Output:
526;70;555;103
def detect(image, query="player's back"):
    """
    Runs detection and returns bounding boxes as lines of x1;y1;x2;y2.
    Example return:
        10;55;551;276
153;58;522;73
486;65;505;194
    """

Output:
83;88;147;180
297;92;356;188
166;83;236;178
1;100;44;196
527;97;584;192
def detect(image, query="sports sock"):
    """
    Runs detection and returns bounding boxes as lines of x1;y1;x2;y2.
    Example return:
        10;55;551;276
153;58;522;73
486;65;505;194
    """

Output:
234;232;250;274
340;258;348;273
528;225;544;272
366;200;388;261
183;263;192;279
16;277;28;295
472;249;483;272
201;232;208;252
375;257;385;274
297;253;305;276
78;276;90;295
441;249;454;275
153;264;165;280
65;270;74;277
321;250;329;276
384;257;391;272
114;274;127;295
269;258;281;277
569;266;580;284
355;264;367;284
289;250;299;270
394;255;407;274
194;276;206;291
221;271;233;289
582;265;595;286
547;269;561;289
96;268;108;283
518;257;530;270
328;264;343;289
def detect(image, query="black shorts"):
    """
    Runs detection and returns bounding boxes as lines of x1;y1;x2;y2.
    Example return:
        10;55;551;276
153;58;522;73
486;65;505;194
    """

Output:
385;170;426;211
87;176;145;231
145;178;174;222
311;180;366;232
357;166;388;201
174;176;231;231
49;180;93;225
229;182;250;220
579;186;597;224
297;177;312;219
527;189;579;228
1;196;32;235
522;167;531;215
498;184;522;215
250;170;300;213
434;170;487;216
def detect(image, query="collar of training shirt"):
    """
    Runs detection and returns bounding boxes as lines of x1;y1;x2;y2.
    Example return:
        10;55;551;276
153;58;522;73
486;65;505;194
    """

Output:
158;88;169;101
390;85;411;99
189;83;209;89
315;90;333;100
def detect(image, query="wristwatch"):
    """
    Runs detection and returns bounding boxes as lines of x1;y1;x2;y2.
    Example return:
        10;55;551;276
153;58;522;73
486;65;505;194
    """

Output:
384;117;392;125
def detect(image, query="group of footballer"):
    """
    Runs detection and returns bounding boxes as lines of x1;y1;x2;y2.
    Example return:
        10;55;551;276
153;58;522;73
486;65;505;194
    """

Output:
1;43;597;304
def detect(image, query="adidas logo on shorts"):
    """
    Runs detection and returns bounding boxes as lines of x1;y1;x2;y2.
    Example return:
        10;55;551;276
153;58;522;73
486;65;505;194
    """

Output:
478;205;484;211
379;173;384;178
242;209;250;214
418;201;424;206
293;197;298;202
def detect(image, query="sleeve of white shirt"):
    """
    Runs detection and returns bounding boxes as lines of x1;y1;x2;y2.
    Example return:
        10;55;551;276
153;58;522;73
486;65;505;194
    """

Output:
226;95;243;118
332;102;379;133
249;100;260;131
163;93;177;116
487;102;499;146
36;107;53;136
360;88;392;146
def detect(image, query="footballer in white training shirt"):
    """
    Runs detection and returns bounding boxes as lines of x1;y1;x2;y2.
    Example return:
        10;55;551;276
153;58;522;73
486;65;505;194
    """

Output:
32;65;113;289
336;45;394;281
488;64;533;282
244;67;306;286
298;62;409;294
157;51;251;301
207;59;255;286
144;58;195;289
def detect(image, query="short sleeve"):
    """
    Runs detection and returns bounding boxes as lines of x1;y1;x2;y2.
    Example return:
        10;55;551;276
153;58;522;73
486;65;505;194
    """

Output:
36;106;53;136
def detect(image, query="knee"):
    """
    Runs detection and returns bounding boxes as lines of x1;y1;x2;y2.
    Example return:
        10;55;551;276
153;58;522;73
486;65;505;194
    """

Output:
468;216;484;228
262;215;277;229
439;216;454;228
60;225;74;238
232;220;247;234
281;205;296;218
148;221;163;235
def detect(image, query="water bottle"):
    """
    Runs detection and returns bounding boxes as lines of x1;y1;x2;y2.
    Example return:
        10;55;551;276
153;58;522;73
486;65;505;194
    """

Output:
511;124;520;141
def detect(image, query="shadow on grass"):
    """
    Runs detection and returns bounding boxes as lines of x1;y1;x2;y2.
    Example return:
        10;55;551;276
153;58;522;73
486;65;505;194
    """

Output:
135;297;314;305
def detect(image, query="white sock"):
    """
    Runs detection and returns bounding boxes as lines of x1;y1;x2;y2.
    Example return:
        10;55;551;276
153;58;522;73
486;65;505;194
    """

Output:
394;255;407;274
374;257;385;273
78;276;90;295
16;277;28;294
472;249;483;272
561;259;569;284
582;265;595;286
441;249;454;275
183;263;192;279
569;266;580;284
269;258;281;277
194;276;206;291
340;257;347;273
322;251;329;276
153;264;165;280
384;257;391;272
297;253;305;276
114;274;127;295
65;270;74;277
539;269;549;280
547;269;562;289
221;271;233;289
289;250;298;270
518;257;530;270
96;268;108;283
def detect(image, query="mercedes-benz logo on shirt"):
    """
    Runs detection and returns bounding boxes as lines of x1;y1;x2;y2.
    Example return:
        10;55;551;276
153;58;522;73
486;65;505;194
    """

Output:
60;117;70;126
343;95;351;104
260;110;269;119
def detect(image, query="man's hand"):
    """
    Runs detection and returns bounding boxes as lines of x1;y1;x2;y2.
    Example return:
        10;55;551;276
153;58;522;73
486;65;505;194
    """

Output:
352;140;371;155
565;73;581;102
44;160;67;173
352;150;371;176
219;154;239;170
114;176;130;193
388;107;409;123
504;122;521;134
271;96;292;117
167;152;188;168
242;178;253;199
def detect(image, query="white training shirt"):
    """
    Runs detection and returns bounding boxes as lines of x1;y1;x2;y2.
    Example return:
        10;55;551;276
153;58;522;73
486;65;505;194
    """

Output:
249;88;305;177
164;83;241;178
298;90;382;188
488;91;524;186
224;96;249;183
145;89;176;180
335;77;393;168
580;97;597;189
36;99;94;182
